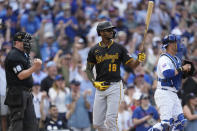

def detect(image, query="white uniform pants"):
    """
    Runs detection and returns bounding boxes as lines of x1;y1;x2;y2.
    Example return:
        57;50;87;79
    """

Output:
154;89;183;121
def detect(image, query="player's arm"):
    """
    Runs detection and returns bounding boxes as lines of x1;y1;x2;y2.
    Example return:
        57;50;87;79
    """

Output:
159;58;191;78
125;58;140;69
124;52;146;69
120;44;145;69
85;62;95;83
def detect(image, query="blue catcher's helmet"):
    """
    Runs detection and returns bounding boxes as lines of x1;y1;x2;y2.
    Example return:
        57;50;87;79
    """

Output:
162;34;178;49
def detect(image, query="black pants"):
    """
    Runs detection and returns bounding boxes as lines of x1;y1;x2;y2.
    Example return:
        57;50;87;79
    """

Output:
8;91;38;131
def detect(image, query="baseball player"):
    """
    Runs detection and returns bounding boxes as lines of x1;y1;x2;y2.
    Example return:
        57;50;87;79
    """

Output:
149;34;192;131
86;21;146;131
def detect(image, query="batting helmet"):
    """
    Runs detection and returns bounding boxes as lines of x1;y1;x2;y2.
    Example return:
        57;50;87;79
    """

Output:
96;21;116;37
162;34;178;48
14;32;32;54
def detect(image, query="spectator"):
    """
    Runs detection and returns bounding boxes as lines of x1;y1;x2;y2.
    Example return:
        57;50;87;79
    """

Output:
183;93;197;131
80;72;96;125
118;101;132;131
40;31;59;62
124;84;135;109
41;61;57;93
2;5;19;36
40;104;69;131
54;52;72;87
132;94;159;131
66;80;91;131
32;68;47;84
0;51;8;131
20;10;40;34
32;82;42;121
48;75;70;120
55;4;78;42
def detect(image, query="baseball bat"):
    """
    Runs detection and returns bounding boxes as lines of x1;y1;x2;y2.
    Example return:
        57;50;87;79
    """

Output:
140;0;154;52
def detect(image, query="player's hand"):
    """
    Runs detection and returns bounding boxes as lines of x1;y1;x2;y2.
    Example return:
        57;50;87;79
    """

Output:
182;64;191;72
93;81;110;91
137;53;146;62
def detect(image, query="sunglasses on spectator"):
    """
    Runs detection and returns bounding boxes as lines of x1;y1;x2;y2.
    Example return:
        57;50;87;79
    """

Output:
143;97;149;100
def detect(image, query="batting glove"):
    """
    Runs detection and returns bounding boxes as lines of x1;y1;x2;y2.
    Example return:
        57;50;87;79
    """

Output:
137;52;146;62
93;81;110;91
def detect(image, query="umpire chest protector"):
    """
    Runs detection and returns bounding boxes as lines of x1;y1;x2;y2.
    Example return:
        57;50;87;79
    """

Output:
158;53;182;90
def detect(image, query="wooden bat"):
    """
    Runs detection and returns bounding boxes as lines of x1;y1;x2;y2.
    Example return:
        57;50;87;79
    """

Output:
141;0;154;52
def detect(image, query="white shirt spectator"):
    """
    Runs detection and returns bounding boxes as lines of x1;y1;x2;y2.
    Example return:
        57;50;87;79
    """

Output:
33;92;42;119
48;87;70;113
0;66;6;96
118;110;132;130
113;0;128;17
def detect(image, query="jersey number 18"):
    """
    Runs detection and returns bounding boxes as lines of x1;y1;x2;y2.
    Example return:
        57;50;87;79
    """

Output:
109;64;117;72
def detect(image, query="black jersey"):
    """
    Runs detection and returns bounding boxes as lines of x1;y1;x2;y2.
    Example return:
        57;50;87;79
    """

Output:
87;41;133;82
4;47;33;88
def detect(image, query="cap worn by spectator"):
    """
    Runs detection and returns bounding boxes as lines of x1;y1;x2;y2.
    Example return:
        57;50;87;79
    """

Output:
127;83;134;89
70;79;81;86
140;94;149;100
133;92;142;100
33;82;40;86
187;93;196;101
55;75;64;81
46;61;56;68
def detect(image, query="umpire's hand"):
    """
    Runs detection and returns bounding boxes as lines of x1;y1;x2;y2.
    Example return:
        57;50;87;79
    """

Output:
32;58;42;70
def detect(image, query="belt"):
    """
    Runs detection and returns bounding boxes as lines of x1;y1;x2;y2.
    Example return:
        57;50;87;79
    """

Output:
160;88;177;94
7;86;32;92
157;78;173;87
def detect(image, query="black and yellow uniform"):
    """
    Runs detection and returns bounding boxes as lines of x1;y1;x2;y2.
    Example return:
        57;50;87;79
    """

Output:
4;33;38;131
87;40;133;82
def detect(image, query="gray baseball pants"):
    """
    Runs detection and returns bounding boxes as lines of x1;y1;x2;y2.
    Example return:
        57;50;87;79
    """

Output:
93;81;124;131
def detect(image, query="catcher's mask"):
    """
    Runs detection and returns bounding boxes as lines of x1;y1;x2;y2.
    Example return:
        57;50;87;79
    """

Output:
162;34;177;48
162;34;184;53
96;21;116;38
14;32;32;54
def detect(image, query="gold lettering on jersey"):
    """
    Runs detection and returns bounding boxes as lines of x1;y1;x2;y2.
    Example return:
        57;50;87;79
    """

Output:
96;53;119;63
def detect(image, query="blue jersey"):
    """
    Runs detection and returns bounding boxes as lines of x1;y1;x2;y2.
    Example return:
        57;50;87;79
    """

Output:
132;106;159;131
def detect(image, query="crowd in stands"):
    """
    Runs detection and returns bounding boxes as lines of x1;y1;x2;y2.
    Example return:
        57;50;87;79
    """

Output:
1;0;197;131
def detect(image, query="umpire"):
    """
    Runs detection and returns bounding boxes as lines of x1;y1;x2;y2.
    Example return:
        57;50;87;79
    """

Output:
4;32;42;131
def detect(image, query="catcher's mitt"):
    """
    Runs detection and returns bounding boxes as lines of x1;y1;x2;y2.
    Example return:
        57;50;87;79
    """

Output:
182;60;196;78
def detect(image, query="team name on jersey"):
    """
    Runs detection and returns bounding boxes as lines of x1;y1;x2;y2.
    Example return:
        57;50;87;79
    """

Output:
96;53;119;63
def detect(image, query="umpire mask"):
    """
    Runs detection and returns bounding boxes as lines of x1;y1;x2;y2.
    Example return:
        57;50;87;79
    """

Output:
14;32;32;54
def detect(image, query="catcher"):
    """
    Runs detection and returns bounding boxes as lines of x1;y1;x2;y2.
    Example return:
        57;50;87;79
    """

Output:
86;21;146;131
149;34;195;131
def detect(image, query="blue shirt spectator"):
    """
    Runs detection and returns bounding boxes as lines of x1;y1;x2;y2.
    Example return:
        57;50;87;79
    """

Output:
55;5;78;42
40;32;59;62
132;94;159;131
66;93;91;128
66;80;91;129
20;11;40;34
